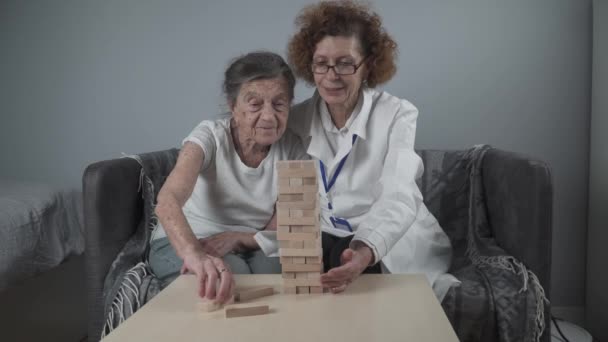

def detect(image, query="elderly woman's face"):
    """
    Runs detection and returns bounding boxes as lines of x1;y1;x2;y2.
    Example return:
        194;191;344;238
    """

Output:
312;35;367;111
231;77;290;146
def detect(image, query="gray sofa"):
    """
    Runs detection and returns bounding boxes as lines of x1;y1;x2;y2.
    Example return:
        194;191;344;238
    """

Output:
83;147;552;342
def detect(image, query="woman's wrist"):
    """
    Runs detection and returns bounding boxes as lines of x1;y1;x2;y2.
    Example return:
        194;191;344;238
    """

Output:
237;232;259;251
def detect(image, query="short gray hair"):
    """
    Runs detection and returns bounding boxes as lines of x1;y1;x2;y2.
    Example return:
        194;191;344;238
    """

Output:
223;51;296;108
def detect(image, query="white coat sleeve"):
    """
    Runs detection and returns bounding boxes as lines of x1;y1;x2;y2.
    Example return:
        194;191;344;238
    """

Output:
352;102;424;263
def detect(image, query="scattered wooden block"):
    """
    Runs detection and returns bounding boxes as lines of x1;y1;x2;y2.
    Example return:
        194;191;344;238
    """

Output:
198;295;235;312
235;287;274;302
225;304;269;318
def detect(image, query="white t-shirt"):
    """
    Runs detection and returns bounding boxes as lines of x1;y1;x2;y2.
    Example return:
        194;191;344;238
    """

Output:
151;118;309;248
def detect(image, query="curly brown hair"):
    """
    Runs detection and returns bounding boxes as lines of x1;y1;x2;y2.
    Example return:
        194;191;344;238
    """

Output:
287;0;398;88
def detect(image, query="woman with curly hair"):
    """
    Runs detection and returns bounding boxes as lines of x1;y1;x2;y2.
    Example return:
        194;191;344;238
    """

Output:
284;0;457;299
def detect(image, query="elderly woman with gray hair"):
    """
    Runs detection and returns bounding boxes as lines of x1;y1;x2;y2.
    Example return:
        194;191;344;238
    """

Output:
150;52;307;304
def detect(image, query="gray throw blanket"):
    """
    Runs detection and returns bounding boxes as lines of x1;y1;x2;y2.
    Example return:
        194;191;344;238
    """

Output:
100;145;547;341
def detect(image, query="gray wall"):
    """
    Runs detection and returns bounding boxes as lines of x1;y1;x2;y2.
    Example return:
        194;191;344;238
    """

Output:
0;0;592;308
586;0;608;339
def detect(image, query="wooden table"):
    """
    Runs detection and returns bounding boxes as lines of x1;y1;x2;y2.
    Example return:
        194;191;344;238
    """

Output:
102;274;458;342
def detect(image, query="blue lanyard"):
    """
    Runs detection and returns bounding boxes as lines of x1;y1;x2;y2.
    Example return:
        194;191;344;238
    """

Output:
319;135;358;210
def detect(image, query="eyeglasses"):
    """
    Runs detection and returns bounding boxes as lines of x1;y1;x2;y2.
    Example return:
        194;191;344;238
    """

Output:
311;57;368;75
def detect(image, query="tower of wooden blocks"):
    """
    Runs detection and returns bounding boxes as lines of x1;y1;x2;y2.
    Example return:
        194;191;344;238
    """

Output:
276;160;323;294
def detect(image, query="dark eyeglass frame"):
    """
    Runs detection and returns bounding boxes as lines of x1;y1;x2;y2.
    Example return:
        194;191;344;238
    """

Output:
311;56;369;75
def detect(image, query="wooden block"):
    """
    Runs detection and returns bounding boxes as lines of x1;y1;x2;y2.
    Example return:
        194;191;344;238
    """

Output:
235;287;274;302
305;272;321;279
284;278;322;287
276;231;318;241
293;257;306;264
290;225;319;233
302;177;317;185
297;286;310;294
198;295;235;312
310;286;323;294
280;216;318;226
276;200;316;210
282;263;323;272
303;239;320;249
225;304;269;318
278;168;316;178
276;161;290;170
289;178;303;186
296;272;307;279
277;225;291;233
278;184;318;194
282;285;297;294
282;272;296;279
306;256;322;264
288;161;302;169
278;193;304;202
280;256;293;264
279;240;303;249
281;248;322;257
300;160;316;170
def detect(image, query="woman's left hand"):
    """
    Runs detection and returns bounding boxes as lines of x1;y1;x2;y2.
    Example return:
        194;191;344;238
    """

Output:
320;244;374;294
198;232;257;257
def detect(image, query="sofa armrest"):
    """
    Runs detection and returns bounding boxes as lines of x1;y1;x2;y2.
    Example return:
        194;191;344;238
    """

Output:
83;157;143;342
482;148;553;294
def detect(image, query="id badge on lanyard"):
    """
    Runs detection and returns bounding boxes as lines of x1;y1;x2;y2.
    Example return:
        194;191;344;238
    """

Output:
319;135;357;233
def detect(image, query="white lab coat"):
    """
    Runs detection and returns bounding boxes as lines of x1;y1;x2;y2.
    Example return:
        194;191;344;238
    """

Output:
287;88;457;300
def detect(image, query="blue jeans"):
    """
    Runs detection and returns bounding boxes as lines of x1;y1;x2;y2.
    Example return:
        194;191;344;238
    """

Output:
149;237;281;288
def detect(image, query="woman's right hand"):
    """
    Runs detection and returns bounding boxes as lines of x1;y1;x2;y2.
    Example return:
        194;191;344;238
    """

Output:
180;246;234;303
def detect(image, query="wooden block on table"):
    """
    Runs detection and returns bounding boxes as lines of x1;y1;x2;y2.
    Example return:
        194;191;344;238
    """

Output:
198;295;235;312
293;257;306;264
297;286;310;294
310;286;323;294
225;304;269;318
280;248;322;257
235;287;274;303
283;278;322;287
281;263;323;272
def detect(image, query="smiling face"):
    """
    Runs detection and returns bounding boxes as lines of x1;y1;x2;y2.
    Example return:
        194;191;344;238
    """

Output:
312;35;368;114
231;77;291;146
